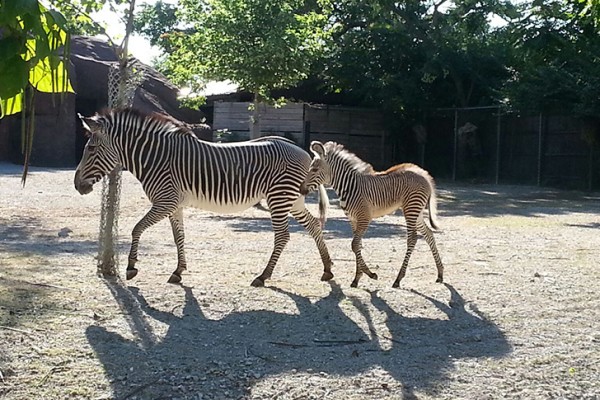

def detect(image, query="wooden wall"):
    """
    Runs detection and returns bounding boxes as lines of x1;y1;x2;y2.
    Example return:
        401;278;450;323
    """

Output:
212;101;392;169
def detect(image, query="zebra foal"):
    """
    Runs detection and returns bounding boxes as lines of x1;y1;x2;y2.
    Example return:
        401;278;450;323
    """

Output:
300;141;444;288
74;108;334;286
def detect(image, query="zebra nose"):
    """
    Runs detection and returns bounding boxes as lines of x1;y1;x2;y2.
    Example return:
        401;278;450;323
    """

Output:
74;170;93;195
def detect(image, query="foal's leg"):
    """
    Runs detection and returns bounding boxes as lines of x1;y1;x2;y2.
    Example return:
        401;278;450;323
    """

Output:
392;210;419;288
251;194;292;287
167;207;187;284
417;214;444;283
289;197;334;281
127;203;177;280
350;218;378;288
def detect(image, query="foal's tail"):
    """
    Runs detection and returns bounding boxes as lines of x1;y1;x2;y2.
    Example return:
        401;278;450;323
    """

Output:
317;184;329;229
425;174;441;231
428;190;441;231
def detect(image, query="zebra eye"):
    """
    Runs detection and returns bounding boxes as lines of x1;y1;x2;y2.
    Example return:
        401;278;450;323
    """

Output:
87;144;98;154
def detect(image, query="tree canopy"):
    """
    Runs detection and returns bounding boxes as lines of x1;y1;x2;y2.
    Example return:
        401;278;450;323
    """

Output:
132;0;600;122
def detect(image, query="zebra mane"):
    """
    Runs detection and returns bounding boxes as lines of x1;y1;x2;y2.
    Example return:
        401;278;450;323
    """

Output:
324;142;374;174
98;107;198;138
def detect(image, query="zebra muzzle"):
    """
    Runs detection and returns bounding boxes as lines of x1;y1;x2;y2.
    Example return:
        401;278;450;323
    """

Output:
74;171;94;195
299;184;310;195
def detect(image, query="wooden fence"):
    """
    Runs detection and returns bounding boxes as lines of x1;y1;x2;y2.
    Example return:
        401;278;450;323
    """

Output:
212;101;392;169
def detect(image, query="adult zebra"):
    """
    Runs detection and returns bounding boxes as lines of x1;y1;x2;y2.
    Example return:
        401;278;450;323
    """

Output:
300;141;444;288
74;108;333;286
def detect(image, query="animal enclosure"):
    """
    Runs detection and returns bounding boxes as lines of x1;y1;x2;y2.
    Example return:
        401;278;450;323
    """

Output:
1;164;599;399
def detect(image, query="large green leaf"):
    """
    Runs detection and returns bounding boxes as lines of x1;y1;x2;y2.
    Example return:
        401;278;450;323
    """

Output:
29;57;74;93
0;91;23;118
0;56;30;99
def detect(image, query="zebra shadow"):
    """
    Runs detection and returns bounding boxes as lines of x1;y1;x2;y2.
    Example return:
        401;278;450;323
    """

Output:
86;281;511;399
211;214;405;239
357;284;512;398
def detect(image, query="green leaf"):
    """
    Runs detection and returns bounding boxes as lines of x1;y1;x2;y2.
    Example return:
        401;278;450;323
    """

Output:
29;57;74;93
0;92;24;117
0;56;30;98
0;37;24;62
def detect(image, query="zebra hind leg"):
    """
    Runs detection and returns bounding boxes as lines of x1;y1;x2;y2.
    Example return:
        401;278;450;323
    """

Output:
251;208;291;287
392;218;418;288
417;216;444;283
290;198;334;281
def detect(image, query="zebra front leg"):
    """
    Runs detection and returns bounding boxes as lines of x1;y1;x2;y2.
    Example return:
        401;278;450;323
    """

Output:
392;222;418;288
167;208;187;284
290;199;334;281
127;204;174;280
350;219;377;288
251;211;291;287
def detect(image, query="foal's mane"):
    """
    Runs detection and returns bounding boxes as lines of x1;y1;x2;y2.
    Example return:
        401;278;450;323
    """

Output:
325;142;375;174
98;107;198;138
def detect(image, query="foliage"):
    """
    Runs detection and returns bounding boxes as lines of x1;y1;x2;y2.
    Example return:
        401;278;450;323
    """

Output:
135;0;331;100
133;0;600;123
0;0;74;116
0;0;75;181
320;0;519;118
502;0;600;117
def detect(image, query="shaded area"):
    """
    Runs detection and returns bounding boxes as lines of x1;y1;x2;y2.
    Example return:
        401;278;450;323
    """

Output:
0;216;97;257
211;214;403;239
87;281;511;399
436;183;600;218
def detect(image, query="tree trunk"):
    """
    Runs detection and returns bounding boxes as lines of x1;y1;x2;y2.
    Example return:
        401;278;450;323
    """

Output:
96;0;137;277
250;92;261;139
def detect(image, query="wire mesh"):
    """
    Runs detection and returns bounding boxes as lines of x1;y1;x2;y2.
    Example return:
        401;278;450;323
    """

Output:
97;60;145;276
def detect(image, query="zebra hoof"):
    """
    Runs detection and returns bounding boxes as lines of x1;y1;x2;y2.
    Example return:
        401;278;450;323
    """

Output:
350;280;359;288
167;273;182;284
392;280;400;288
126;268;138;280
321;272;334;281
251;277;265;287
436;277;444;283
369;273;378;281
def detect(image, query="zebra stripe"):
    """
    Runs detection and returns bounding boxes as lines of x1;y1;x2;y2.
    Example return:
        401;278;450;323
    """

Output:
74;108;333;286
302;140;444;288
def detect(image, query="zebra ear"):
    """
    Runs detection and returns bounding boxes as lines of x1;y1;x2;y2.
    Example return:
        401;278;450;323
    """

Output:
310;141;326;158
78;114;102;134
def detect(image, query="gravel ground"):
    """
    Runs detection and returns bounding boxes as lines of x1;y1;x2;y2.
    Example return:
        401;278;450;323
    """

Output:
1;162;599;400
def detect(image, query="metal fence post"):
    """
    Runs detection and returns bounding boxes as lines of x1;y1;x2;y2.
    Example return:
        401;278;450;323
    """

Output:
452;109;458;181
495;107;501;185
537;113;543;186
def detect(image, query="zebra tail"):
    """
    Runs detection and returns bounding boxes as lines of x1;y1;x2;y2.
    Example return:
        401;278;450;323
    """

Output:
317;184;329;229
428;188;441;231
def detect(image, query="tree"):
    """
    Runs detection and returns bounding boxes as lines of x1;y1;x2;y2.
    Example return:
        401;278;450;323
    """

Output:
0;0;74;181
136;0;331;138
50;0;143;277
502;0;600;117
320;0;519;117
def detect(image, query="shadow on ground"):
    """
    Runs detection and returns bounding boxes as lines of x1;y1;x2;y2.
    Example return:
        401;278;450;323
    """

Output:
436;183;600;218
0;216;97;257
86;282;511;399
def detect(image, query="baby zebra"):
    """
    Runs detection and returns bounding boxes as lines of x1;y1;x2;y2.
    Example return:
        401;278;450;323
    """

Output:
300;141;444;288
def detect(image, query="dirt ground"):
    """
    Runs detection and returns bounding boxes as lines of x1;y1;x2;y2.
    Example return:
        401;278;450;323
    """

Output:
1;162;599;400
